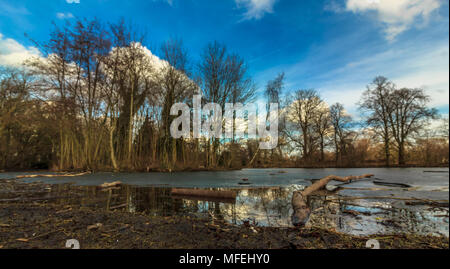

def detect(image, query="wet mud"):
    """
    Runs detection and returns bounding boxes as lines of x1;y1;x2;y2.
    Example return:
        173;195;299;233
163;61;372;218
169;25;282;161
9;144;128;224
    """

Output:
0;179;448;249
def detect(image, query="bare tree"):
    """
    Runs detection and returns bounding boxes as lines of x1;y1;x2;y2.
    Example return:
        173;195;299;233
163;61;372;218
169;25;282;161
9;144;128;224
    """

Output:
330;103;353;164
105;22;155;167
438;116;449;140
27;19;111;170
359;76;395;166
158;38;196;170
284;89;324;161
265;73;284;105
198;41;255;168
265;73;285;163
313;105;331;162
388;88;437;165
0;68;29;168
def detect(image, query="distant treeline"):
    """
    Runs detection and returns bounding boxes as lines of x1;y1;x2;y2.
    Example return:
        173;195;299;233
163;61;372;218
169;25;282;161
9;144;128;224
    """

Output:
0;18;448;171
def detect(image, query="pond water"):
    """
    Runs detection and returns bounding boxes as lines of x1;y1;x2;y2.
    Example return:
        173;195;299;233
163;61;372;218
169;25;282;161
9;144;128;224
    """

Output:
2;168;449;236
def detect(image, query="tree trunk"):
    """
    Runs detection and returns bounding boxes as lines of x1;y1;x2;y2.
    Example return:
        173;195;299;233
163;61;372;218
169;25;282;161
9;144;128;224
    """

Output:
384;136;390;167
109;122;118;171
398;142;405;166
302;128;308;161
127;87;134;166
320;137;324;162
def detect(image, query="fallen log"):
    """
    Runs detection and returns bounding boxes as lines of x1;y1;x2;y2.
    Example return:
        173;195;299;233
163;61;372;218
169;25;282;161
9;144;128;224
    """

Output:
16;171;91;179
373;181;411;188
171;188;237;200
302;174;374;196
327;196;449;206
98;181;122;189
0;196;75;202
109;203;127;210
292;174;374;227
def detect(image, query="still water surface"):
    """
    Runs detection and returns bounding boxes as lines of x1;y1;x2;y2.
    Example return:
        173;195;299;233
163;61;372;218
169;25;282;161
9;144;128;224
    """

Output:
4;168;450;236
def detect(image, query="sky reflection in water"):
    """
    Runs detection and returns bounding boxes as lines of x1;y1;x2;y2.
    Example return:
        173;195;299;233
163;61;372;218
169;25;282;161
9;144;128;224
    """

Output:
50;184;449;237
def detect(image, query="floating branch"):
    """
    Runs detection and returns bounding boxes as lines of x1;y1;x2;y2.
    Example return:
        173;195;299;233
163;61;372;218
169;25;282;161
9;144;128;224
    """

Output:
373;181;411;188
301;174;374;196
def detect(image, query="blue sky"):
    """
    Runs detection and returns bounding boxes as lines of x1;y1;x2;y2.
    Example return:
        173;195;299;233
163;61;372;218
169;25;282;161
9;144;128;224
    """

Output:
0;0;448;117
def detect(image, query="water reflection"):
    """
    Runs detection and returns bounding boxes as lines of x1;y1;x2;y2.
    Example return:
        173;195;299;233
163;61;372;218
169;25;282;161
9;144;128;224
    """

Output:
51;184;448;237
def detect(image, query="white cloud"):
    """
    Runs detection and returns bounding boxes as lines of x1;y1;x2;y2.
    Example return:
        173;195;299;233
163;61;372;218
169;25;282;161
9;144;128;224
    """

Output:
257;32;449;119
0;33;41;67
66;0;80;3
56;12;74;19
236;0;278;20
344;0;441;41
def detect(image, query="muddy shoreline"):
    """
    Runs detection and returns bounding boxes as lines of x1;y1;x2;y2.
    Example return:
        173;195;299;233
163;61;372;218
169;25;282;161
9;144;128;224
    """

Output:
0;179;448;249
1;162;448;174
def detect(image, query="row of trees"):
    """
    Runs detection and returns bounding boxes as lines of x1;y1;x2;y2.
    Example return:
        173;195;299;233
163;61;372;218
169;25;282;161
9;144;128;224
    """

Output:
360;76;439;166
1;19;257;171
0;18;447;171
270;75;442;167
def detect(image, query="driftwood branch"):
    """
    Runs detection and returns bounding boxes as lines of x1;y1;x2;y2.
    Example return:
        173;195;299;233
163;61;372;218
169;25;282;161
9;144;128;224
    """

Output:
291;174;374;226
99;181;122;189
0;196;75;202
302;174;374;196
15;172;91;179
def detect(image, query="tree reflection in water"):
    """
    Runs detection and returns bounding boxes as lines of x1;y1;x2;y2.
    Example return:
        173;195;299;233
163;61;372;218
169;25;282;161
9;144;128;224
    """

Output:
51;184;448;236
